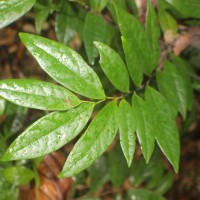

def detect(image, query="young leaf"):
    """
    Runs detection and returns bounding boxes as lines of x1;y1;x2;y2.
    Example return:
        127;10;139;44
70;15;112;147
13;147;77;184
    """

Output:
132;94;155;163
1;103;94;161
118;99;136;166
84;12;109;65
94;41;130;92
19;33;105;99
146;0;160;67
59;101;118;177
116;6;154;83
0;79;80;110
2;166;35;185
157;61;187;119
0;0;36;29
145;86;180;172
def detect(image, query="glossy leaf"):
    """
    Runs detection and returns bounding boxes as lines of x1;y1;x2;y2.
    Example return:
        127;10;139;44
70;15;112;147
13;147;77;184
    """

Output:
94;42;129;92
132;94;155;163
2;166;35;185
0;0;35;29
1;103;94;160
108;142;129;187
166;0;200;18
126;189;164;200
172;56;194;111
116;6;154;83
0;79;80;110
84;12;110;65
59;101;118;177
19;33;105;99
157;61;187;119
145;86;180;172
146;0;160;67
119;99;136;166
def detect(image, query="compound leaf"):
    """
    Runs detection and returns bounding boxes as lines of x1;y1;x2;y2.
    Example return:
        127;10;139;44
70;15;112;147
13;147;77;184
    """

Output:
1;103;94;161
19;33;105;99
145;86;180;172
132;94;155;163
59;101;118;177
0;0;35;29
94;41;129;92
0;79;80;110
119;99;136;166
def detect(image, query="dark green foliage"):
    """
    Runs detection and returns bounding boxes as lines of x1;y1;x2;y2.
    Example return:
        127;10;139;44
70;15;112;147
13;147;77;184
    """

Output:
0;0;198;199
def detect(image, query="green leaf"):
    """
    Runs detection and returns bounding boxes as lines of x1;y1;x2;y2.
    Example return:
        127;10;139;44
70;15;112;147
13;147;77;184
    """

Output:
132;94;155;163
88;155;109;192
89;0;109;12
84;12;109;65
116;6;154;84
0;97;6;115
156;61;187;119
0;0;36;29
3;103;27;140
94;42;130;92
19;33;105;99
59;101;118;177
166;0;200;18
155;172;173;194
121;37;143;86
108;142;129;187
0;79;80;110
55;2;84;44
172;56;194;111
145;86;180;172
2;166;35;185
126;189;164;200
157;0;178;34
145;0;160;67
34;0;51;34
118;99;136;166
1;103;94;160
